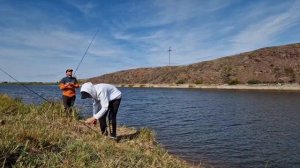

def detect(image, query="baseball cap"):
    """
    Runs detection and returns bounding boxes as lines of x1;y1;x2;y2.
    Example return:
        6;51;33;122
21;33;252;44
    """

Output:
66;69;73;73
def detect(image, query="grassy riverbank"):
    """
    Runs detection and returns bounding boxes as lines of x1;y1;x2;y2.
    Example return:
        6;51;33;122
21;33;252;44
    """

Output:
0;94;193;167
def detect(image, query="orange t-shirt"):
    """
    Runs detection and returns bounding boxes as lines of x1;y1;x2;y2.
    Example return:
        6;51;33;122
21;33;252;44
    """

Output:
59;76;80;97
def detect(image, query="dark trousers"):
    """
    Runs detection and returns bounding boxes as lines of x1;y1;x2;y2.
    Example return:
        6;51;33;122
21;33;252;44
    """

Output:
62;95;76;110
99;98;121;137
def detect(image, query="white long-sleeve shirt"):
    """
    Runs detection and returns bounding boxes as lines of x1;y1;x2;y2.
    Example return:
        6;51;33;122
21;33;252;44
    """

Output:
81;82;121;119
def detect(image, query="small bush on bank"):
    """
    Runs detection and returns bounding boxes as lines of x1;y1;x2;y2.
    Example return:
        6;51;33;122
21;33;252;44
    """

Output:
228;79;240;85
176;80;185;84
194;80;203;85
247;80;261;84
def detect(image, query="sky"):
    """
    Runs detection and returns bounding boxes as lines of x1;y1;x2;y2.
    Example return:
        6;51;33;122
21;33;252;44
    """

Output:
0;0;300;82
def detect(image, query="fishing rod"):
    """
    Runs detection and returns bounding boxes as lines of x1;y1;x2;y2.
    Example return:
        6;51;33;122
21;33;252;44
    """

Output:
0;67;50;103
1;29;104;133
74;28;99;75
0;29;99;102
0;67;104;136
71;29;116;136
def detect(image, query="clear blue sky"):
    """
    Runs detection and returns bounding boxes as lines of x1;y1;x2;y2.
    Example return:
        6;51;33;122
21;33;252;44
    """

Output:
0;0;300;82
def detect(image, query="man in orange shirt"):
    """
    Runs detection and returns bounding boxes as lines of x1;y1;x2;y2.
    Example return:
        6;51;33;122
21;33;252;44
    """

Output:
59;69;80;110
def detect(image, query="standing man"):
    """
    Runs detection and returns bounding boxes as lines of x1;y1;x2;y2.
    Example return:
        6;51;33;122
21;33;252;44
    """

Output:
80;82;122;139
59;69;80;111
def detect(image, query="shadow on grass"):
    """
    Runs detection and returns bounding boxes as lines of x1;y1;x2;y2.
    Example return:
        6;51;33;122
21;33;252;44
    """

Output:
116;130;141;143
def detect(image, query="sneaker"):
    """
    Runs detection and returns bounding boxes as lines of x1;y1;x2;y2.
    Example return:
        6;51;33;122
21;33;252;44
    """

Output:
109;135;117;140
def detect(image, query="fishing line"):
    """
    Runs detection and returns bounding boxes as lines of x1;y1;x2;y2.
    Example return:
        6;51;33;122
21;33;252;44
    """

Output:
71;29;118;137
0;67;101;129
74;28;99;75
0;29;99;103
0;67;50;103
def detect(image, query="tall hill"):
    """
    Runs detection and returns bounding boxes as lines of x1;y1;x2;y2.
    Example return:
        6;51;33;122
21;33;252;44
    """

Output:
88;43;300;85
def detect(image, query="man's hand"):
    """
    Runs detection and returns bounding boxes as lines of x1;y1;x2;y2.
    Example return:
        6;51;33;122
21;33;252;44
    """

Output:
66;82;74;86
85;117;97;125
65;82;74;88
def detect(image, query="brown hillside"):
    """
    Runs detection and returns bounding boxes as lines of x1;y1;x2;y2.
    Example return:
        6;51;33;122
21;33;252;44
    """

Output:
88;43;300;85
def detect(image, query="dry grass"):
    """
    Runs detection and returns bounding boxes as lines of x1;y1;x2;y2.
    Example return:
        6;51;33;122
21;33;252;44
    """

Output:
0;94;194;168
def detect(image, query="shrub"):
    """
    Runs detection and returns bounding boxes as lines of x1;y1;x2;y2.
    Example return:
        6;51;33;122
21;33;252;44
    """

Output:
176;80;185;84
284;68;296;83
284;67;294;74
228;79;240;85
247;80;261;84
194;80;203;85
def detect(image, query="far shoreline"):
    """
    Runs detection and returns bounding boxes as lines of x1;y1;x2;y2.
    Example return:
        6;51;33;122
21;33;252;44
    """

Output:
2;82;300;91
115;83;300;91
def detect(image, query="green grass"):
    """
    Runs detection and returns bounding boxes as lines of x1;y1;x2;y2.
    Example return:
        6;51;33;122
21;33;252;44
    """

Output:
0;94;193;168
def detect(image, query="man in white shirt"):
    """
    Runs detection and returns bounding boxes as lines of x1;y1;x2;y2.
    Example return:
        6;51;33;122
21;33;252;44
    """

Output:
80;82;122;139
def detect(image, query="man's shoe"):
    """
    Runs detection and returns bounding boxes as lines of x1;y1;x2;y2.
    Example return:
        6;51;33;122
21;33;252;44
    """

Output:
109;135;117;140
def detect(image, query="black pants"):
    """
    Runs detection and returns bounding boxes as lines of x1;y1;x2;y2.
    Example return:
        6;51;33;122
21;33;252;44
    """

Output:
62;95;76;110
99;98;121;137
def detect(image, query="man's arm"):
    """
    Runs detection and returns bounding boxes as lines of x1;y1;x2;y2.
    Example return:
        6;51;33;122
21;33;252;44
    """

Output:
59;82;72;90
86;97;108;125
59;78;66;90
73;78;80;88
73;83;80;88
93;91;109;119
93;100;100;116
85;100;100;125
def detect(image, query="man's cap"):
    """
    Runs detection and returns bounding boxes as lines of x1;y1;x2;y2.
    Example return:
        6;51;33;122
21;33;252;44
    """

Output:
66;69;73;73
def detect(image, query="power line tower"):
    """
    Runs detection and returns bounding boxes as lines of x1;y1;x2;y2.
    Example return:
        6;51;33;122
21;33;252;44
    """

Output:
168;47;172;66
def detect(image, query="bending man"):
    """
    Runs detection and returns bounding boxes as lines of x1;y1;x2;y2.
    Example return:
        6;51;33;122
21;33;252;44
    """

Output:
81;82;122;139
